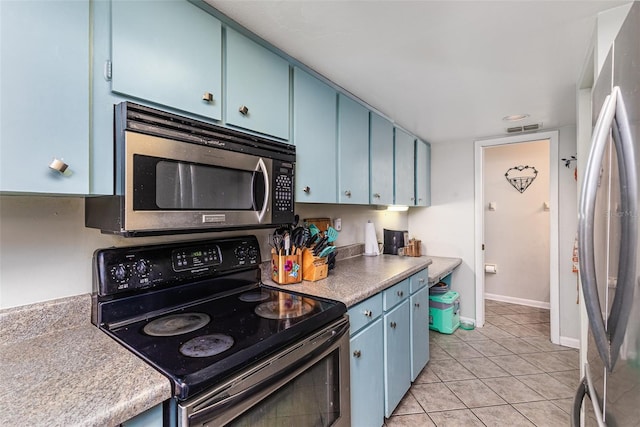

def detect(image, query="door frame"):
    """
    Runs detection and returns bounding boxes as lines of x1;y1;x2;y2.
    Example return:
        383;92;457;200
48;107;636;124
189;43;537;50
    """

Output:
474;130;560;344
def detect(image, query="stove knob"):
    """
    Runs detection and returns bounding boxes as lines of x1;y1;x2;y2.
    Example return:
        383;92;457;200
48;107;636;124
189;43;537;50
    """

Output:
114;265;128;281
248;247;259;259
135;260;149;275
235;247;247;260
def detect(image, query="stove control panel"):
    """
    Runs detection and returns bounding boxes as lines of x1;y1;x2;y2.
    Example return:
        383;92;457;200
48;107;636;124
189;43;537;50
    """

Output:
172;246;221;272
95;236;262;296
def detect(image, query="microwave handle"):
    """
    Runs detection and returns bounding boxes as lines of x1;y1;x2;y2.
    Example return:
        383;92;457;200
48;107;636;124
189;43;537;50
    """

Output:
252;158;269;222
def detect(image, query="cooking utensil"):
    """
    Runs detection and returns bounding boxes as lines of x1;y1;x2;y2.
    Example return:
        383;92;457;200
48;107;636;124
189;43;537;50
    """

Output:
326;226;339;243
313;236;329;256
309;224;320;237
318;246;335;258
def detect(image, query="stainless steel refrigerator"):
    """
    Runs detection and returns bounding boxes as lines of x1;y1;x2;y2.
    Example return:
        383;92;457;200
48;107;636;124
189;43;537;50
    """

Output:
574;3;640;426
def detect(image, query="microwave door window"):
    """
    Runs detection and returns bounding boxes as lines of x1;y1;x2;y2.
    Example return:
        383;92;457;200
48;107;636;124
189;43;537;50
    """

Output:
154;160;253;210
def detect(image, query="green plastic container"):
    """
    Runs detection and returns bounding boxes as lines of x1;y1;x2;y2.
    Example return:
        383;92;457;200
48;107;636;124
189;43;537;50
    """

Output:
429;290;460;334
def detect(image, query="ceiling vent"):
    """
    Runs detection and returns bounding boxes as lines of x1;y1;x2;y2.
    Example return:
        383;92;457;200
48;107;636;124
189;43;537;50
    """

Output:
506;123;542;133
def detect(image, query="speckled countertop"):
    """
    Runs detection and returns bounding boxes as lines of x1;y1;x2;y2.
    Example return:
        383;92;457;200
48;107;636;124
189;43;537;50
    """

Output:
0;294;171;427
263;254;433;307
426;256;463;285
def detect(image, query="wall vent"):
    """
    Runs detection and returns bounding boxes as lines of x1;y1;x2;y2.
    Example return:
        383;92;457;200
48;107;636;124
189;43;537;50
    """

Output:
506;123;542;133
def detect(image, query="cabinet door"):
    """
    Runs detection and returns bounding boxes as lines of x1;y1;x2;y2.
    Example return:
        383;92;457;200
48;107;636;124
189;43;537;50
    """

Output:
226;28;290;140
338;94;369;204
293;68;337;203
415;139;431;207
111;0;222;120
0;0;90;194
394;128;416;206
384;299;411;417
350;319;384;427
411;286;430;381
370;112;394;205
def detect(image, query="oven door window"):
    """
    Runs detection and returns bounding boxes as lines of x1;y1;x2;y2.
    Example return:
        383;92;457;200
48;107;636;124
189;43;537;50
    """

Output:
227;350;341;427
133;155;266;211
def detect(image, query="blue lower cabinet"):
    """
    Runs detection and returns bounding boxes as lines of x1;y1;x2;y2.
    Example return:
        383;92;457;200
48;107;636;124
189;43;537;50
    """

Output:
121;403;163;427
383;299;411;418
350;318;384;427
410;286;430;381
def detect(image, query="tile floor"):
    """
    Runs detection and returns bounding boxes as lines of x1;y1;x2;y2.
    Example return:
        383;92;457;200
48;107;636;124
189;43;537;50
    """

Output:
384;299;580;426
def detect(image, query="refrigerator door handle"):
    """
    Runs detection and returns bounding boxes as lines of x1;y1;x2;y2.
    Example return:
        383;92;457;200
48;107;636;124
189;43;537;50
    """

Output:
607;87;638;366
571;363;607;427
579;91;616;370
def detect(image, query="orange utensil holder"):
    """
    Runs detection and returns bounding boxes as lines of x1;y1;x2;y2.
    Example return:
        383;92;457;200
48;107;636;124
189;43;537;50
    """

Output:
271;252;302;285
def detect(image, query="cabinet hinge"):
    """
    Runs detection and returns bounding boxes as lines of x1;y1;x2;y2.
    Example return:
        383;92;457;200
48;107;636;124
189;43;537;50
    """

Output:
104;60;112;81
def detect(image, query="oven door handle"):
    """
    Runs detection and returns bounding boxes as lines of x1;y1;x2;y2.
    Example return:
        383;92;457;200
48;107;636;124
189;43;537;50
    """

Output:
252;158;269;222
186;319;349;427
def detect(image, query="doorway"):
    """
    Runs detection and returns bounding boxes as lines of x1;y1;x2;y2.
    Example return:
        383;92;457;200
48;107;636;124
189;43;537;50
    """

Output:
474;131;560;344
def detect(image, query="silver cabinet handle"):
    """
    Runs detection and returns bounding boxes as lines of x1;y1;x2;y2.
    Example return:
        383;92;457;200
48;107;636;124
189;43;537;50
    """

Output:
419;278;425;283
390;321;397;329
202;92;214;102
239;105;249;115
363;310;373;317
373;193;381;198
344;190;352;197
415;303;420;308
49;158;69;174
303;186;311;194
353;350;361;358
397;290;404;297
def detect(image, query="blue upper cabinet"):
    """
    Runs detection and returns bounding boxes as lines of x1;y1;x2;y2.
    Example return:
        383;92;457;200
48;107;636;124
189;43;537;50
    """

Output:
293;68;337;203
394;128;416;206
338;95;369;204
415;139;431;207
370;113;394;205
111;0;222;120
0;0;90;194
225;28;290;141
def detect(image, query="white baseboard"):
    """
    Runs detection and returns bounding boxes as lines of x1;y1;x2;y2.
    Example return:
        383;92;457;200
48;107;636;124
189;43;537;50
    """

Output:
484;293;550;310
559;336;580;349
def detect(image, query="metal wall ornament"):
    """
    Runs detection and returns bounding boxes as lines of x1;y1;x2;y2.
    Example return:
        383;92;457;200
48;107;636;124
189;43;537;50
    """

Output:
505;165;538;193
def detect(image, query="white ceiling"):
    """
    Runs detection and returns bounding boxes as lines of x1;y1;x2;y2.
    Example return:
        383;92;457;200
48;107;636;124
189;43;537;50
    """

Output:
205;0;629;144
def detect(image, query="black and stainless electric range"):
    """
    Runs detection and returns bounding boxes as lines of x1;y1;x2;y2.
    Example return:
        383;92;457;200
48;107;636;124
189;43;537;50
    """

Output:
92;236;350;427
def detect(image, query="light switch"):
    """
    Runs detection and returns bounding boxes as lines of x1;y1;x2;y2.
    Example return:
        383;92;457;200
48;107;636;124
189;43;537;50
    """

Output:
543;202;550;211
488;202;496;211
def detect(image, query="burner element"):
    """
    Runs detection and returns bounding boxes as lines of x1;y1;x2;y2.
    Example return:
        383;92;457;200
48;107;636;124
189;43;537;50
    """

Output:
238;290;271;302
143;313;210;337
255;299;314;320
180;334;235;358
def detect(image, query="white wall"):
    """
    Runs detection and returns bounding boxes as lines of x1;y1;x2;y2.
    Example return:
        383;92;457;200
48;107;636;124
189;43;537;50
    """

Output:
409;125;580;341
483;140;550;304
0;196;407;309
408;139;476;319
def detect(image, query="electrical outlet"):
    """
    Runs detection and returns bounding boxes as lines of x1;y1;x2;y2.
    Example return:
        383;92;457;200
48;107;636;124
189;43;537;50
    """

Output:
333;218;342;231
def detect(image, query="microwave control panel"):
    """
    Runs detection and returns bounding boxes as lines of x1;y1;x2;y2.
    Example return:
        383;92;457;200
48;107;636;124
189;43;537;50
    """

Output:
272;160;294;222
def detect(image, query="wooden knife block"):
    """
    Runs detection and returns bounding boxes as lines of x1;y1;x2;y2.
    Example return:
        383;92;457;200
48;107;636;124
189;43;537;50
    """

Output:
302;248;328;282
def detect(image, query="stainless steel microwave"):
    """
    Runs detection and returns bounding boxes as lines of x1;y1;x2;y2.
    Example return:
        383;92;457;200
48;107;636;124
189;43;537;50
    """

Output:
86;102;295;236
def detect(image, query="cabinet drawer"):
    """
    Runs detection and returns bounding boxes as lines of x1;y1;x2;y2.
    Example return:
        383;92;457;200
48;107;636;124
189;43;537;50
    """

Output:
409;269;429;294
383;279;410;311
348;293;383;335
